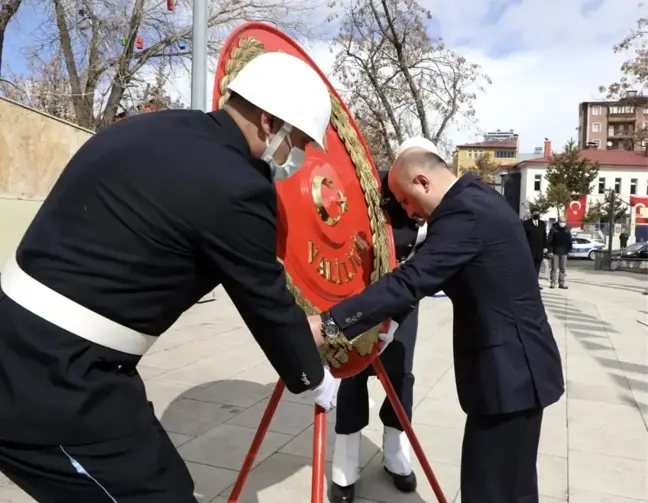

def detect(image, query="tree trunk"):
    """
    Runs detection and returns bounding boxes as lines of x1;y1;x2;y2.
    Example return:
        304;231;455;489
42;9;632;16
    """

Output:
0;0;23;78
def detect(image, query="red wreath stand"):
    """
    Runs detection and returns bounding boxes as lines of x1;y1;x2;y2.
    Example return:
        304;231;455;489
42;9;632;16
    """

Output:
214;21;450;503
225;357;448;503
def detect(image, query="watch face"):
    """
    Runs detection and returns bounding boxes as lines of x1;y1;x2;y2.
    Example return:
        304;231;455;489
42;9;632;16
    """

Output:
323;323;339;337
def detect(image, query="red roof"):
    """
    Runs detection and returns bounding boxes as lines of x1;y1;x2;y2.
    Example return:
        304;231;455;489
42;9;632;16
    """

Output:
517;149;647;168
457;139;518;149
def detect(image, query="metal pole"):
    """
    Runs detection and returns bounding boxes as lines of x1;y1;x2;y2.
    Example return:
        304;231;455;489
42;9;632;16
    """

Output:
607;189;615;271
191;0;208;111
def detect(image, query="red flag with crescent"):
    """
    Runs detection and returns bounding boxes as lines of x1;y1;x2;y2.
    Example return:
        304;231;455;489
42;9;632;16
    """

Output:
212;22;397;378
565;195;587;225
630;196;648;224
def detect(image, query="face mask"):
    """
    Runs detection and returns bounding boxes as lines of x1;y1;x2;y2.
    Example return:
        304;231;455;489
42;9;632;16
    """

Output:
261;122;306;181
532;214;539;220
559;222;566;228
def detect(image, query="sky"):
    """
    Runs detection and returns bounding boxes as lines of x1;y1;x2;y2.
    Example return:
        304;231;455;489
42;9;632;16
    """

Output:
3;0;645;153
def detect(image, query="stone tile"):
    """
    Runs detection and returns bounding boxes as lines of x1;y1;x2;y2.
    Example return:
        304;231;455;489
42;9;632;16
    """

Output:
356;455;460;503
569;488;648;503
538;402;567;457
221;452;331;503
413;397;466;431
154;353;258;387
179;424;293;472
568;399;646;459
168;431;194;448
227;398;317;436
403;423;464;467
569;449;647;500
140;339;243;371
162;397;243;436
279;424;380;467
184;378;276;408
144;379;192;417
187;462;239;502
538;454;568;501
136;364;169;380
566;380;632;406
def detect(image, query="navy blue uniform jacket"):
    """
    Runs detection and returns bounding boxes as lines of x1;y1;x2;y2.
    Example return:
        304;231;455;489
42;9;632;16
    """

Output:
329;173;564;416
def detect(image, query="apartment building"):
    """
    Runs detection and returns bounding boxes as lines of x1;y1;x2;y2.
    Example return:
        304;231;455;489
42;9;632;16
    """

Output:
453;129;519;175
578;93;648;152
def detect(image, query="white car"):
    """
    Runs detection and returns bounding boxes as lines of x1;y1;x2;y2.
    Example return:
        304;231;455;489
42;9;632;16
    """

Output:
569;237;605;260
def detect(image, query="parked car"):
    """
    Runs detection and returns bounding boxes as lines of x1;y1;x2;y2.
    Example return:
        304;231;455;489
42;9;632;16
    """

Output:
611;242;648;259
569;237;606;260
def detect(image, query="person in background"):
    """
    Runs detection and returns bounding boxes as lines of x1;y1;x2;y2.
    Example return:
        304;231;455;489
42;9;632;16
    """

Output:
619;229;629;249
547;215;572;289
522;211;548;289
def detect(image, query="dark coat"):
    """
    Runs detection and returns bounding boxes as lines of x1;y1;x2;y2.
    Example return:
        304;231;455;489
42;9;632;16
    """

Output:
328;173;565;416
522;218;548;261
547;223;573;255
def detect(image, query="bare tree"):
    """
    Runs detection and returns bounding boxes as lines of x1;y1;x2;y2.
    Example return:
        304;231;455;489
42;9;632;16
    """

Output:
599;9;647;98
330;0;490;163
22;0;323;129
464;153;500;184
0;50;76;122
0;0;23;77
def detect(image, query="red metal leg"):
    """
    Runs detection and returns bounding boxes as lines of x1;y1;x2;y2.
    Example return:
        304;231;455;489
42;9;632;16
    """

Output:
372;359;449;503
311;405;327;503
227;379;286;503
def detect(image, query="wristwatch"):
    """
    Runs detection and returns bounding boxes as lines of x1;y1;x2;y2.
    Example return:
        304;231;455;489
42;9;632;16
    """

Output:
320;312;341;339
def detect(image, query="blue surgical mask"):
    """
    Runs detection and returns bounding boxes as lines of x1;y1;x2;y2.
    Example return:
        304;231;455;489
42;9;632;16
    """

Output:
261;123;306;181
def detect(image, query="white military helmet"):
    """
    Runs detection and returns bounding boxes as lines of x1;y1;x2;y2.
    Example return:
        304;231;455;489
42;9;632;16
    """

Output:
227;52;331;150
395;137;441;159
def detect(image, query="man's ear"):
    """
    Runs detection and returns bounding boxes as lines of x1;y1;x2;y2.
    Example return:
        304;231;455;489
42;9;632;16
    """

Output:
414;174;429;191
259;112;274;136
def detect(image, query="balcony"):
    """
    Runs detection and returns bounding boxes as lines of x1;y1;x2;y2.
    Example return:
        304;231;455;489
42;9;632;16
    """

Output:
607;129;635;138
608;112;636;122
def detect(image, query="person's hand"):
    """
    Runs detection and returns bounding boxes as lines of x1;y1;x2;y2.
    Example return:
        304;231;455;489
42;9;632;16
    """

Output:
378;320;399;354
308;315;326;347
308;366;336;411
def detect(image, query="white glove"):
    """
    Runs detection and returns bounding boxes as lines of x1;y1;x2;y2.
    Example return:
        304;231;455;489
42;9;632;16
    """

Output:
378;320;399;355
308;366;336;411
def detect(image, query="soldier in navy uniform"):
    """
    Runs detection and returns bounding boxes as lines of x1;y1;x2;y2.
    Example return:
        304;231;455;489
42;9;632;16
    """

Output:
329;139;435;503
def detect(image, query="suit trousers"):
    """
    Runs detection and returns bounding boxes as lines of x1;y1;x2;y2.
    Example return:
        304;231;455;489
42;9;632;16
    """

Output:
550;255;568;285
0;410;197;503
461;408;544;503
335;304;419;435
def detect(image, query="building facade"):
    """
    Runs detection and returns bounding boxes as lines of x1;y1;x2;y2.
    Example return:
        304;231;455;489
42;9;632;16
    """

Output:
501;143;648;240
578;94;648;152
453;130;519;175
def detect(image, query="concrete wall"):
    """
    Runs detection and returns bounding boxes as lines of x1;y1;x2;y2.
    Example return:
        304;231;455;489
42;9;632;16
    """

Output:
0;97;93;264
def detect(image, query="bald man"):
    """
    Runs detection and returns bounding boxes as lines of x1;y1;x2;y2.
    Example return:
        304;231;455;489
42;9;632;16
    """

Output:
313;143;564;503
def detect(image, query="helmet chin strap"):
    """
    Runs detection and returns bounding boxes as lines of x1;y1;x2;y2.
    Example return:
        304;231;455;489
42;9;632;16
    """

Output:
261;122;293;162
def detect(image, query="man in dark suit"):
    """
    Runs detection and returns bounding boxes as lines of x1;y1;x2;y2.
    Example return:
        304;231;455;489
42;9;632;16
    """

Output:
310;144;564;503
522;212;548;288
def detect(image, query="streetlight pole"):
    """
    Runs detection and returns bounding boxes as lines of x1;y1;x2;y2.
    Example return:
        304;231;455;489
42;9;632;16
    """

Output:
191;0;208;111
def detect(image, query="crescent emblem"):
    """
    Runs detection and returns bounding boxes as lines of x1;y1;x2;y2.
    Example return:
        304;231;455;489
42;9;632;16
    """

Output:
570;201;582;213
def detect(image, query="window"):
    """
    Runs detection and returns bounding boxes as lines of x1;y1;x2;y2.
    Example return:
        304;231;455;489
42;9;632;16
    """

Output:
614;177;622;194
467;151;473;158
609;105;635;114
495;150;515;158
608;126;615;136
630;178;637;195
592;122;601;133
534;174;542;191
591;106;602;116
598;177;606;194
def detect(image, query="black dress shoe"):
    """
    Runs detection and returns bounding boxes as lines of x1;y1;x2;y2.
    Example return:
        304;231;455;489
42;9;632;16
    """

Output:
329;482;355;503
559;284;568;289
383;466;417;492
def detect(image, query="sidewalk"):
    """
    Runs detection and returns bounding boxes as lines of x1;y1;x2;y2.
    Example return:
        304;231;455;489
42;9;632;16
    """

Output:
1;262;646;502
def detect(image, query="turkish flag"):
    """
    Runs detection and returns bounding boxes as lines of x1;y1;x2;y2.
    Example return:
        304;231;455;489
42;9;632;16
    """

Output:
630;196;648;224
566;195;587;225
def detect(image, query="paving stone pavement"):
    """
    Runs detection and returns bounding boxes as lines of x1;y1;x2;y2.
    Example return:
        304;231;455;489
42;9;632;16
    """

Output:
0;261;646;502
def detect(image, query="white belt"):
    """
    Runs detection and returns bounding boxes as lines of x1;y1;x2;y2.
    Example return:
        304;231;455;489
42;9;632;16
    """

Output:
404;222;428;262
0;254;157;356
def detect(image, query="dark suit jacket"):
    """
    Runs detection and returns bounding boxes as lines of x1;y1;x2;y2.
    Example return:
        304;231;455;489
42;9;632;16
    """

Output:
329;173;565;416
379;170;419;262
522;218;548;261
